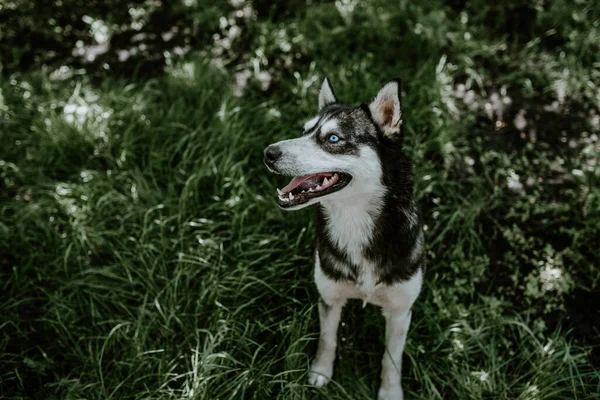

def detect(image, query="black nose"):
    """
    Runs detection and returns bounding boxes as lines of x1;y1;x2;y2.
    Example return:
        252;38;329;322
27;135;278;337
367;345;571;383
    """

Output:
264;145;282;165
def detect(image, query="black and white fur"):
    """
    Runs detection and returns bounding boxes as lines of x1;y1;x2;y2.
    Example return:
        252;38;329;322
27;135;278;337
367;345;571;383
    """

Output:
264;78;424;400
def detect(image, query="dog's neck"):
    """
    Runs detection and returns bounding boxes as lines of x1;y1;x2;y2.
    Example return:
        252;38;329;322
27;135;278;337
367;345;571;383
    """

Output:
315;172;422;286
319;187;386;266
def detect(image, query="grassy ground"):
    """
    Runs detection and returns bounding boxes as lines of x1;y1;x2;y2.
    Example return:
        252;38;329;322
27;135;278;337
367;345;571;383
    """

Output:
1;0;600;399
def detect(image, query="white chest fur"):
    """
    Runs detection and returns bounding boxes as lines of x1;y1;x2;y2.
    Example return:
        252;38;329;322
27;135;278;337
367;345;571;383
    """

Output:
322;200;376;264
320;197;383;298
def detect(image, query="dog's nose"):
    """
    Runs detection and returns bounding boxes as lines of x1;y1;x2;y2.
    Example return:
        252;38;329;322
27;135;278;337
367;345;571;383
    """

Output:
264;145;282;164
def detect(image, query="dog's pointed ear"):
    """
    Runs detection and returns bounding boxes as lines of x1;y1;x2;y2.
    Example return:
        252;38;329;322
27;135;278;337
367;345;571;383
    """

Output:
369;79;403;140
318;77;337;110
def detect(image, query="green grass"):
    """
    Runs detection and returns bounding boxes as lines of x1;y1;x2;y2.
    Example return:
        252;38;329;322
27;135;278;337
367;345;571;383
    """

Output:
1;0;600;398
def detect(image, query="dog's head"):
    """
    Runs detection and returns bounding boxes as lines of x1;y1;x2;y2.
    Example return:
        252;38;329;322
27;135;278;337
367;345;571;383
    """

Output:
264;78;404;210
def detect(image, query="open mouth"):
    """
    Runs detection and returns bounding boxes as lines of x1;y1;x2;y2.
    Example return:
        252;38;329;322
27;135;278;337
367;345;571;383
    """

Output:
276;172;352;208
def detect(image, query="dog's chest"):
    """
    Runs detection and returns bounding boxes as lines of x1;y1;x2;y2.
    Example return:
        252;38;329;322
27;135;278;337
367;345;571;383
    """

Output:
324;204;374;262
322;202;380;293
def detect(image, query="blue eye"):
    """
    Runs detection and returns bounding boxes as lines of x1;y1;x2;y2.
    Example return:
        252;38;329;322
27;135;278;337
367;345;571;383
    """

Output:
328;134;340;143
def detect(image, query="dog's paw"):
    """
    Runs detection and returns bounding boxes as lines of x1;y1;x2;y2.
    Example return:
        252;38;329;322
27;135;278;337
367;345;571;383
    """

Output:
307;364;332;387
377;386;404;400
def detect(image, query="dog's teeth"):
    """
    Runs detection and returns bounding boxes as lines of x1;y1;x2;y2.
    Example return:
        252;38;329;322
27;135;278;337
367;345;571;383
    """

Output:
323;177;329;186
289;192;294;200
308;188;314;192
301;190;306;193
316;185;322;191
277;188;283;195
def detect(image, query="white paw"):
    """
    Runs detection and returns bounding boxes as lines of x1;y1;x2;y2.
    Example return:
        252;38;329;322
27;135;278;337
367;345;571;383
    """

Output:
378;386;404;400
307;364;332;387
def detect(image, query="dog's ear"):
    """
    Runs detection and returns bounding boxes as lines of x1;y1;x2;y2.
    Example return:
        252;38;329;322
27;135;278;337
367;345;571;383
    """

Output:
369;79;403;140
318;77;337;110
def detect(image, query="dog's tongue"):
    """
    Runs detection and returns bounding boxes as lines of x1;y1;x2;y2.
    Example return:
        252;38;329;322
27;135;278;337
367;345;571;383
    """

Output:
281;175;314;194
281;173;332;194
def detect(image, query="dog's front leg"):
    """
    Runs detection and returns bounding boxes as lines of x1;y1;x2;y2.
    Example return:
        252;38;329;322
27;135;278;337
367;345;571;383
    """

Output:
378;308;412;400
308;296;345;387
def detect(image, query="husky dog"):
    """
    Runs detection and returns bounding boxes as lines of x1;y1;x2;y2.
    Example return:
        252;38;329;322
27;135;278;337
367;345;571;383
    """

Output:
264;78;424;400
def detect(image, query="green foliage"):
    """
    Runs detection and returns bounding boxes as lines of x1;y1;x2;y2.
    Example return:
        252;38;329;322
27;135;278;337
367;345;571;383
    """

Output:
1;0;599;399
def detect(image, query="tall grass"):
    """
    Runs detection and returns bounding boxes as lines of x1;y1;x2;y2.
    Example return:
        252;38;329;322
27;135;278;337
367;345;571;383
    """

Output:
1;0;599;398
